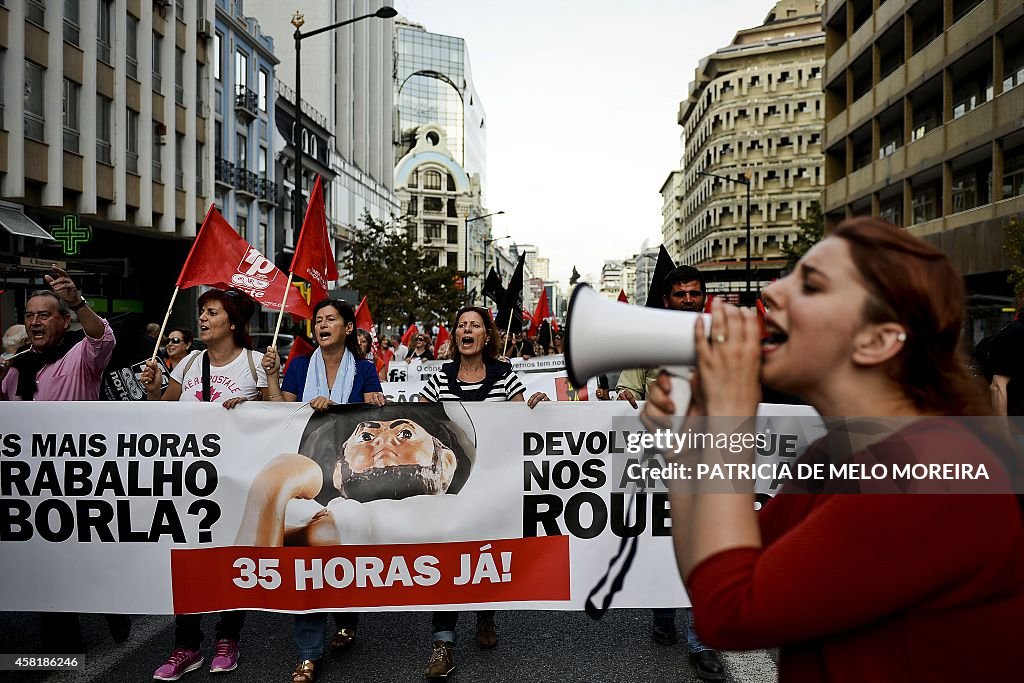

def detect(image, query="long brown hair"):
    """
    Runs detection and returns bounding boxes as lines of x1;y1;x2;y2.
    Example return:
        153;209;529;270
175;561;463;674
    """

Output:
833;217;990;416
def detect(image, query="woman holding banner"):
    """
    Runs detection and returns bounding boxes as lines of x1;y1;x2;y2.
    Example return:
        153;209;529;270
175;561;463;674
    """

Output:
140;288;268;679
417;306;549;679
641;217;1024;680
261;298;384;683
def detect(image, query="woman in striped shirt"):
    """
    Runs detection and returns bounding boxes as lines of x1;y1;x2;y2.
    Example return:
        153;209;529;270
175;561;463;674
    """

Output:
418;306;548;678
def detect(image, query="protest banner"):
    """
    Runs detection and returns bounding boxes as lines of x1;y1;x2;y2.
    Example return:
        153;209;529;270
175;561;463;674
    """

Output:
0;401;823;615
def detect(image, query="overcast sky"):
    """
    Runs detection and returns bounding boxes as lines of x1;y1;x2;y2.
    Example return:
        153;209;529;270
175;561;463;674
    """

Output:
392;0;779;286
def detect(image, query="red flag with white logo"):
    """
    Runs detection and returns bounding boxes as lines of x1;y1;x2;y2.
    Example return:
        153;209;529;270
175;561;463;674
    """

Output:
289;176;338;306
176;206;312;318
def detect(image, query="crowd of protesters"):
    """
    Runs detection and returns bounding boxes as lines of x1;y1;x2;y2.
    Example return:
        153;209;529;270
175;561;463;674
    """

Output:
3;215;1024;681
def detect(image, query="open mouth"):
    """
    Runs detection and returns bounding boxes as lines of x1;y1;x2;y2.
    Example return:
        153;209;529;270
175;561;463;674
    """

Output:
761;319;789;351
318;330;332;341
460;336;474;346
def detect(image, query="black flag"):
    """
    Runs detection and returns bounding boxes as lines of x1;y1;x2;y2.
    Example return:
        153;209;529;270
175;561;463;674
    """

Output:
537;319;552;351
644;245;677;308
496;254;525;334
483;267;506;304
569;266;581;286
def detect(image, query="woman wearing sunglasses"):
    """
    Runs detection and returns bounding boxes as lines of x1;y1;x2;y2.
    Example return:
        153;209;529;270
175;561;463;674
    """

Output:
405;334;434;362
162;328;194;372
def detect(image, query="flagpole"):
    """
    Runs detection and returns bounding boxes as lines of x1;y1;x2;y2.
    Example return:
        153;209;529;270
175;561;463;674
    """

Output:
501;312;513;358
151;287;180;363
270;272;295;350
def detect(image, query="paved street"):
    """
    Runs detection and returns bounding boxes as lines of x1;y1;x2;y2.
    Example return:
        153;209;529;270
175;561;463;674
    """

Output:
1;610;777;683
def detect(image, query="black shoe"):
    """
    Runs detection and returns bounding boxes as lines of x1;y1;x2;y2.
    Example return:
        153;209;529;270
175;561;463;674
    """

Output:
651;623;678;646
690;650;726;681
105;614;132;643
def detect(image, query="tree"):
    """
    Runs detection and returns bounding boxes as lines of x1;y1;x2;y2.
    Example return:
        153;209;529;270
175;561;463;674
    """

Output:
782;202;824;272
339;213;464;327
1004;215;1024;306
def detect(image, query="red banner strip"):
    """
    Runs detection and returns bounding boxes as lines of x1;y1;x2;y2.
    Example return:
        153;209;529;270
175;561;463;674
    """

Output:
171;536;570;613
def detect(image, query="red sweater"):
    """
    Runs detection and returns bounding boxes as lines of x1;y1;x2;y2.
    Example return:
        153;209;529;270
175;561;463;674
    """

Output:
686;421;1024;681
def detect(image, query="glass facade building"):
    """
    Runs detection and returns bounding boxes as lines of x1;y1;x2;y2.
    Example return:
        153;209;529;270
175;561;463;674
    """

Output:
395;23;487;196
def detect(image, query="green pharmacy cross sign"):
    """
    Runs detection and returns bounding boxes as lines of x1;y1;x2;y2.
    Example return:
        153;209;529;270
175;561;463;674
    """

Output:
52;214;92;255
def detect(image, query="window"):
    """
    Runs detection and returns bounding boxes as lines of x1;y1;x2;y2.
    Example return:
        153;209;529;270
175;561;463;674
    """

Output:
96;96;112;164
236;133;247;169
447;174;456;191
952;64;993;119
153;134;162;182
423;171;442;190
126;109;139;173
1004;146;1024;198
196;141;205;192
1004;43;1024;92
258;70;268;111
236;51;248;90
424;221;442;240
424;196;443;213
447;252;458;268
879;124;902;158
447;198;457;217
214;33;222;81
175;49;185;105
127;15;139;79
447;225;458;244
879;196;902;226
409;171;418;188
26;0;45;27
911;184;939;224
750;75;760;87
175;134;185;190
62;79;80;153
64;0;80;46
152;34;163;91
215;121;222;158
24;62;45;142
175;0;184;21
97;1;113;64
197;62;207;110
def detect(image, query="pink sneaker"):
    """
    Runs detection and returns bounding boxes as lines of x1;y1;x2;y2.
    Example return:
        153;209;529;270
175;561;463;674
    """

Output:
153;648;203;681
209;638;239;673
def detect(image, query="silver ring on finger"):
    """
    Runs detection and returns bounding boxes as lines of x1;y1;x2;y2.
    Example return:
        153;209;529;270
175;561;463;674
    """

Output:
715;334;727;345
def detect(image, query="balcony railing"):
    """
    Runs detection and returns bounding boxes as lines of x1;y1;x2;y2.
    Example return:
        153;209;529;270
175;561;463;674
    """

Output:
235;86;258;121
215;158;235;187
257;176;279;205
235;168;259;196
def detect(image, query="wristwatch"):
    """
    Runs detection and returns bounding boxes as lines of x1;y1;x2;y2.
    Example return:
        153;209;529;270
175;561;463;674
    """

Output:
70;298;88;312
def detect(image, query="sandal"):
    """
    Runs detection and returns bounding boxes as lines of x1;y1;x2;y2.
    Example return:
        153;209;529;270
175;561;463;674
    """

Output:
329;627;356;651
291;659;318;683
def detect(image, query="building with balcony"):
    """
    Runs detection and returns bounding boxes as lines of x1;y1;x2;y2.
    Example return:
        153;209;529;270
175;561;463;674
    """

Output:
673;0;825;296
821;0;1024;333
0;0;219;326
243;0;398;234
213;0;278;272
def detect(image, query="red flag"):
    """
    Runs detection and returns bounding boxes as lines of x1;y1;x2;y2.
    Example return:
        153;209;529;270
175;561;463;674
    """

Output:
176;206;312;318
289;176;338;306
528;289;551;336
434;325;450;358
551;318;560;333
283;335;315;376
617;289;629;303
354;297;385;372
401;324;419;348
704;294;715;313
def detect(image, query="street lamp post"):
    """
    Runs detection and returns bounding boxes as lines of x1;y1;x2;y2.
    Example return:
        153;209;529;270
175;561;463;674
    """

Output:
290;7;397;248
465;211;504;305
697;170;752;302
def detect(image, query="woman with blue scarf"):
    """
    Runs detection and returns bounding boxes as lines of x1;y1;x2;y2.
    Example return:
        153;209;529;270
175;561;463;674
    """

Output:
262;298;385;683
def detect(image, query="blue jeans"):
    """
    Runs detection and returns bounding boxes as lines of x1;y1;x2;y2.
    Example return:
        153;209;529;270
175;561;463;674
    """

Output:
652;608;710;653
293;613;359;661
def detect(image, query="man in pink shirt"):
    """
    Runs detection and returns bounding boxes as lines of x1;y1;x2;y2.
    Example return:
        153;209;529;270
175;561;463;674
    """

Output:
0;266;128;652
0;267;114;401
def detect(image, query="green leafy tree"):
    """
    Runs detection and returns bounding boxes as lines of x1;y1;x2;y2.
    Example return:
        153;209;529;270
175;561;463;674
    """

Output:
1004;215;1024;305
782;202;824;272
340;213;464;327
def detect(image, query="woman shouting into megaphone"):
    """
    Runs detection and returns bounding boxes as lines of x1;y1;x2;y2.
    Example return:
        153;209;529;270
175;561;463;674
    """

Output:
642;217;1024;681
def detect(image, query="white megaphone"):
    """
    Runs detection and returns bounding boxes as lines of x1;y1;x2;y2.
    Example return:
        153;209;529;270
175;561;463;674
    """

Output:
565;284;711;406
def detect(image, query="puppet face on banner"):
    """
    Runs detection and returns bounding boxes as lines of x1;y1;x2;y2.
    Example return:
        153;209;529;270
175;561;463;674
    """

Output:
333;419;458;502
